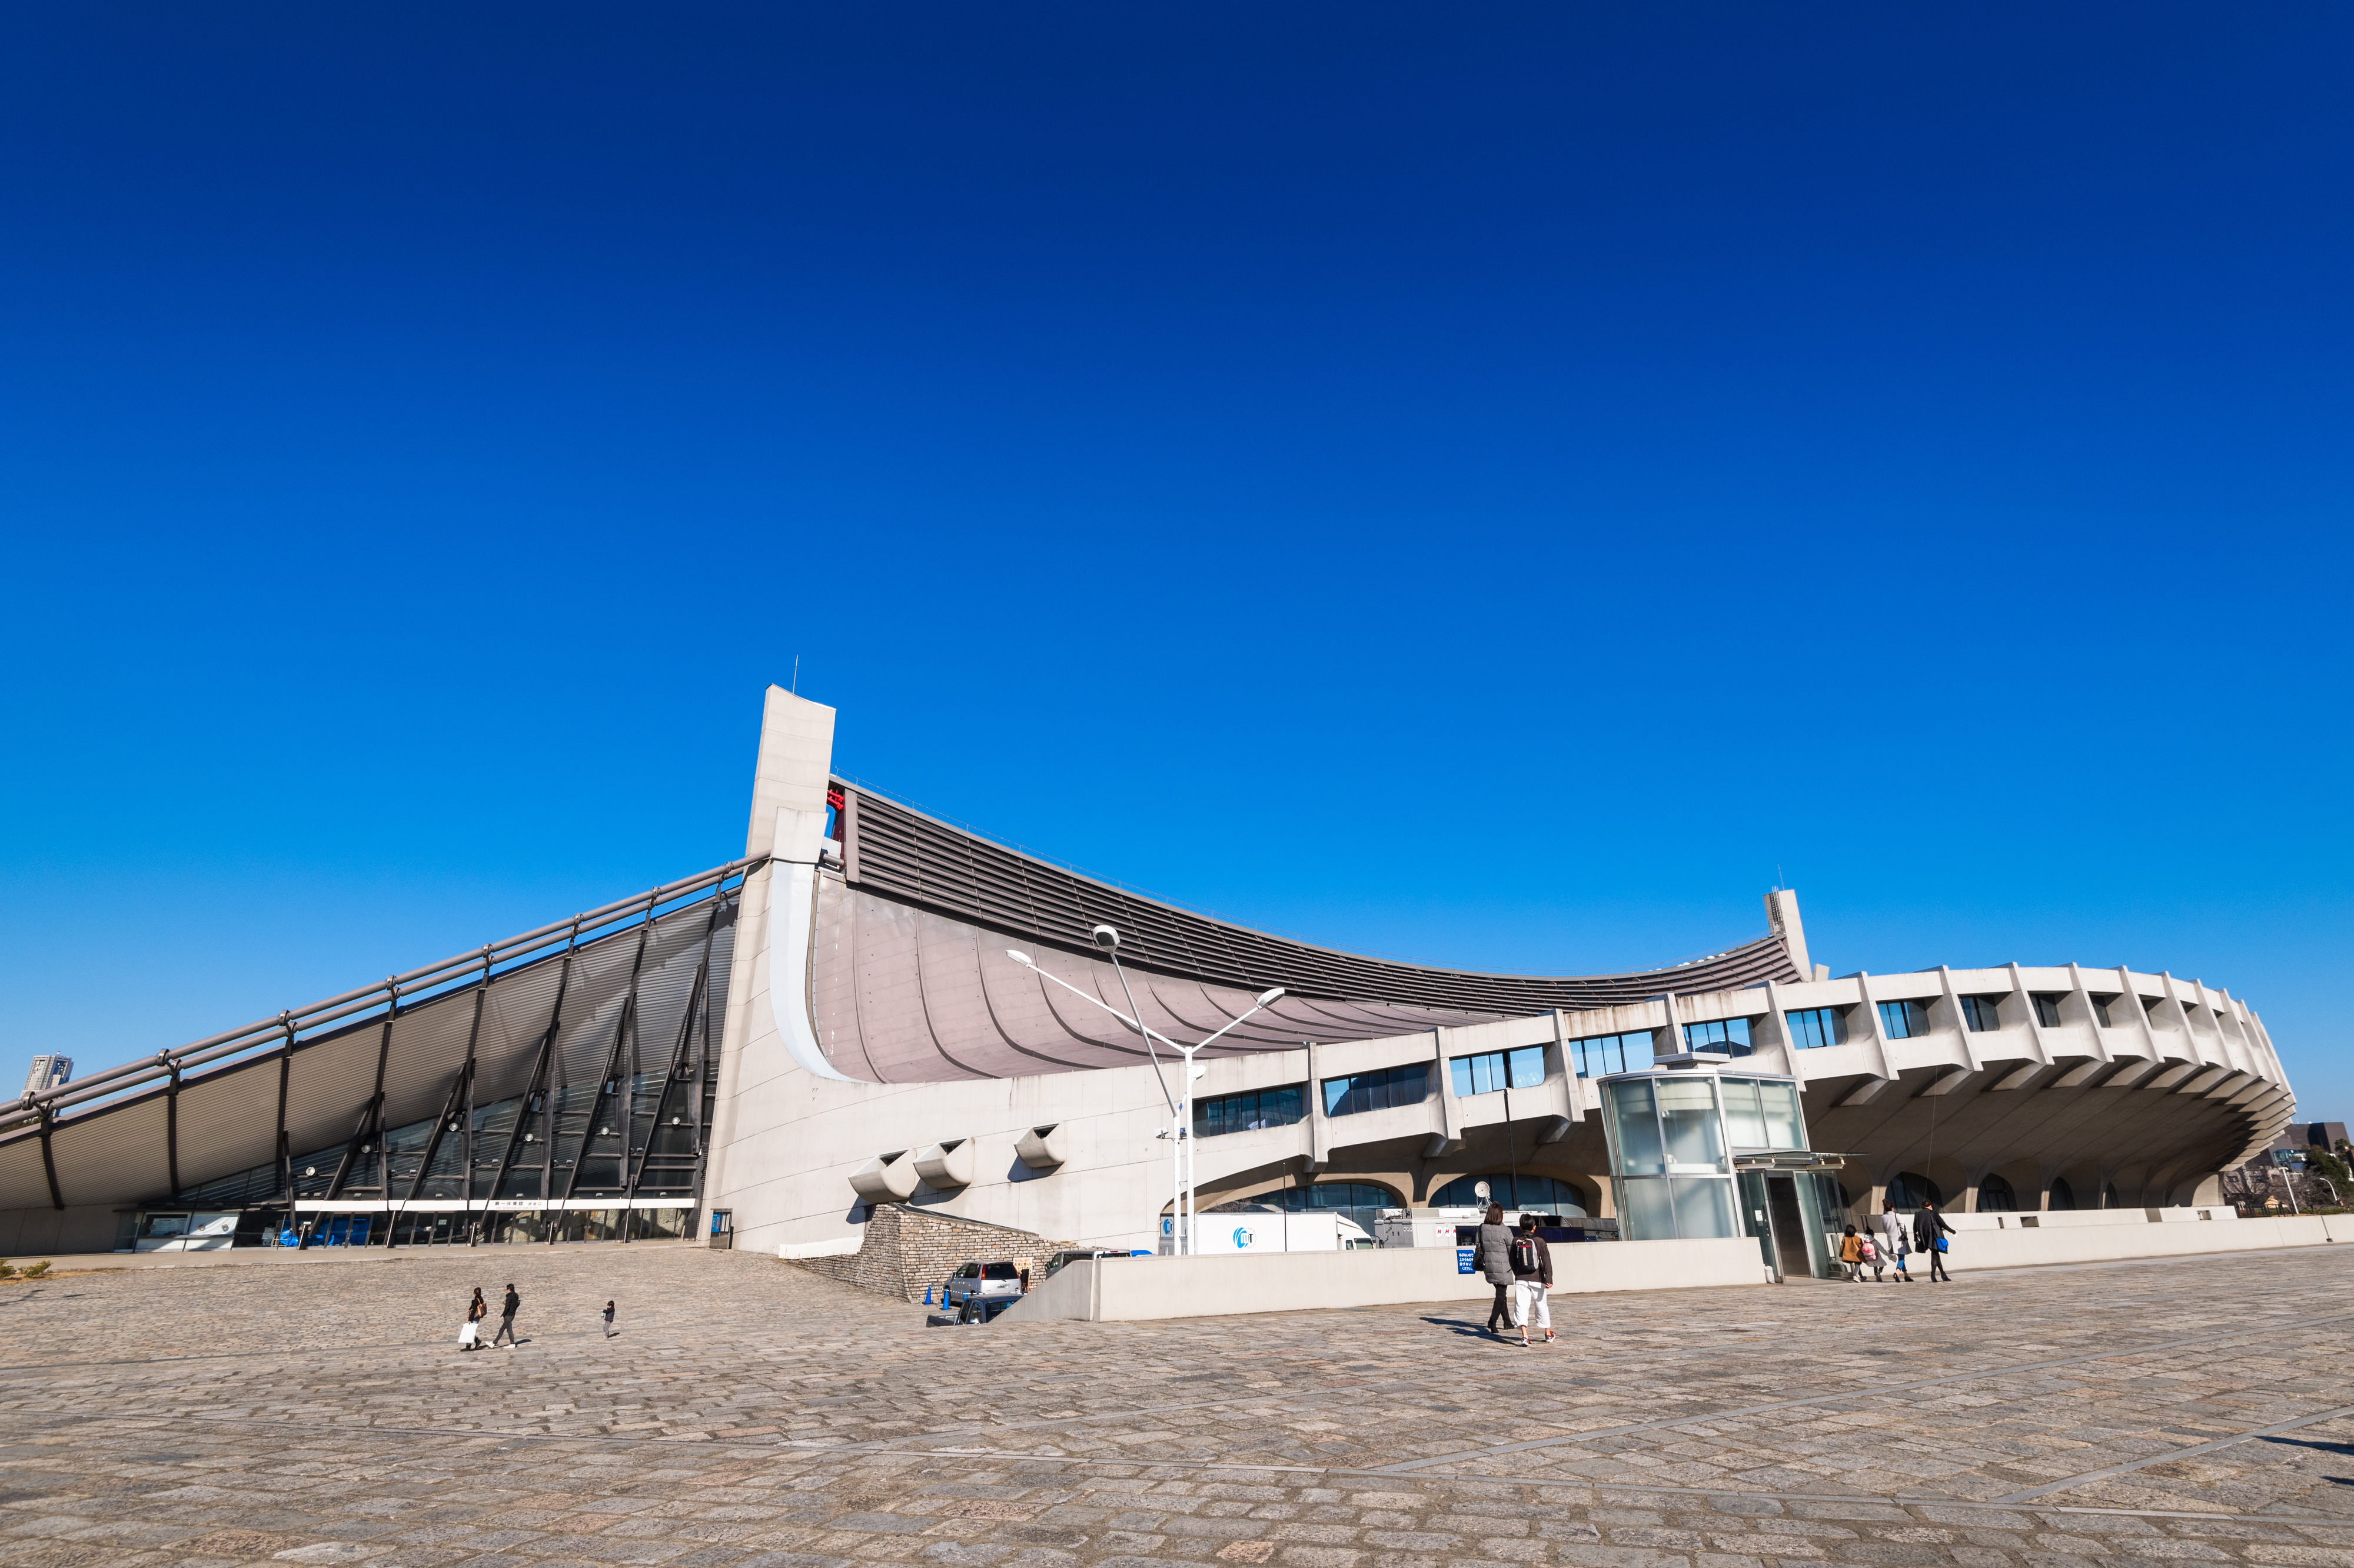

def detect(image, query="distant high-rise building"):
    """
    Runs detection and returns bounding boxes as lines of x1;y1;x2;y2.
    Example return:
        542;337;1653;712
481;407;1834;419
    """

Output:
19;1056;70;1100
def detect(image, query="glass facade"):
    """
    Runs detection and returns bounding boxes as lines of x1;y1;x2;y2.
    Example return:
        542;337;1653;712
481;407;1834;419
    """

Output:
1960;996;2001;1032
1322;1063;1428;1117
2032;993;2064;1028
1786;1007;1843;1049
1877;999;1929;1039
1567;1031;1650;1078
1429;1173;1587;1214
1601;1069;1815;1250
1193;1084;1306;1138
1448;1047;1544;1097
1681;1018;1753;1056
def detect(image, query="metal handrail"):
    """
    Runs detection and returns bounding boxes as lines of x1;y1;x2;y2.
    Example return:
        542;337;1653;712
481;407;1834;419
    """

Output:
1;854;769;1135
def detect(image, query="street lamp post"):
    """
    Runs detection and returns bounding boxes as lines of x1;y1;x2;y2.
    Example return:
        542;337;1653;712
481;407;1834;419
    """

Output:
1003;930;1284;1255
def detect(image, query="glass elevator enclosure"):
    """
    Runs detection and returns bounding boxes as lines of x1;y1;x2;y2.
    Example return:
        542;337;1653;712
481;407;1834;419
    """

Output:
1597;1061;1847;1280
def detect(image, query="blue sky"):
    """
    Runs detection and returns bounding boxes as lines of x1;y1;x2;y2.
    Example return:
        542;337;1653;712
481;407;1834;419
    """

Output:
2;5;2348;1114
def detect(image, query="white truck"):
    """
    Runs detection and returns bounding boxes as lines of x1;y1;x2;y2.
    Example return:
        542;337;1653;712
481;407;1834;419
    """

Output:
1166;1210;1376;1254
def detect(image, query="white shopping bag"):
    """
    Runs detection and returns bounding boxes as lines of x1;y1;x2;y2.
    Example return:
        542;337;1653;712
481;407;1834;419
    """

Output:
459;1321;478;1348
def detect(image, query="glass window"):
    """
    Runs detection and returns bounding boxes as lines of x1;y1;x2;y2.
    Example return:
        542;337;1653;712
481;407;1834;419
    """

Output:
1757;1079;1804;1150
2032;993;2064;1028
1616;1175;1677;1241
1877;999;1929;1040
2049;1176;2076;1210
1658;1076;1725;1174
1322;1063;1429;1118
1448;1046;1545;1098
1669;1176;1738;1238
1977;1174;2017;1213
2090;994;2117;1028
982;1261;1020;1279
1786;1008;1843;1049
1720;1077;1767;1148
1603;1078;1665;1175
1567;1031;1649;1078
1885;1172;1942;1210
1429;1174;1587;1214
1959;996;2001;1033
1683;1018;1753;1056
1195;1084;1306;1138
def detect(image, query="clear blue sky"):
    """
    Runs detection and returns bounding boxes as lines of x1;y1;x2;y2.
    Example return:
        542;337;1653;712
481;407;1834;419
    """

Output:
2;6;2347;1117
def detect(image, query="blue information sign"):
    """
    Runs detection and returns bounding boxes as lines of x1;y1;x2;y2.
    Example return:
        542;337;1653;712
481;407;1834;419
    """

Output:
1457;1247;1476;1274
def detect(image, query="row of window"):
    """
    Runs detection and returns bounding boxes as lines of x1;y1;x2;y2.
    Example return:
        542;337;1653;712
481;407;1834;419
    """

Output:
1210;1175;1592;1216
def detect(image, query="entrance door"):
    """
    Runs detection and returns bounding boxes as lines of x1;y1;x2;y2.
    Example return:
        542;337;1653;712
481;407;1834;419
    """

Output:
1765;1175;1813;1281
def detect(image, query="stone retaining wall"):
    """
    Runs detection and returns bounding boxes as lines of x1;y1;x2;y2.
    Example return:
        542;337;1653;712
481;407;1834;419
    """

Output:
789;1204;1072;1304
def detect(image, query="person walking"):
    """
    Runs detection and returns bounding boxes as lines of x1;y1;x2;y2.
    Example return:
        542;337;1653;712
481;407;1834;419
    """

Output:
461;1287;488;1351
1857;1229;1882;1281
1873;1201;1912;1281
490;1282;522;1347
1476;1204;1515;1336
1837;1225;1866;1281
601;1300;617;1339
1913;1201;1955;1281
1508;1214;1555;1347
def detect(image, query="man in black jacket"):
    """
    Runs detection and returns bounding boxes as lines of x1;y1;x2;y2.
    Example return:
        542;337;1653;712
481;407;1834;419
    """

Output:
490;1282;523;1346
1508;1214;1555;1347
1911;1203;1954;1281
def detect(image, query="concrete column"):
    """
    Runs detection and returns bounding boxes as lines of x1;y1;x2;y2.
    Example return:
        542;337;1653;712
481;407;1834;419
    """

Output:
2064;963;2120;1066
1425;1028;1462;1158
1302;1043;1329;1170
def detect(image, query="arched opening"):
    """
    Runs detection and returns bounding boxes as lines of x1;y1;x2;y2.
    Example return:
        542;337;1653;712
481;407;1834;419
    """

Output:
2048;1176;2076;1211
1977;1174;2017;1212
1429;1173;1589;1216
1886;1172;1943;1210
2103;1180;2121;1209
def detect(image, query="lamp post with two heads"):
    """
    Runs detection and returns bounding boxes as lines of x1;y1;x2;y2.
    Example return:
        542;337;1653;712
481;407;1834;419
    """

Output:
1004;926;1284;1255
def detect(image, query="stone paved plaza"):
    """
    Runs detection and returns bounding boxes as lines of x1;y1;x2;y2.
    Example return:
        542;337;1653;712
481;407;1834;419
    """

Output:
4;1241;2353;1567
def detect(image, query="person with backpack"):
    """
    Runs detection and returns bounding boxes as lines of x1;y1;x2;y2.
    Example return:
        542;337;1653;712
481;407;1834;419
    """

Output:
1857;1227;1882;1281
1476;1203;1515;1336
1837;1224;1866;1281
1913;1201;1955;1281
1873;1200;1912;1281
1507;1214;1554;1346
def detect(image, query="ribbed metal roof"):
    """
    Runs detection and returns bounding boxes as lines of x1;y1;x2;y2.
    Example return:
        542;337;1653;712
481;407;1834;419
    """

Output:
839;783;1801;1011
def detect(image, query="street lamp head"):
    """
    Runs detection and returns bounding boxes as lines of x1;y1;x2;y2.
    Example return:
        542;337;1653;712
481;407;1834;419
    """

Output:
1091;924;1121;951
1005;949;1033;967
1255;987;1285;1006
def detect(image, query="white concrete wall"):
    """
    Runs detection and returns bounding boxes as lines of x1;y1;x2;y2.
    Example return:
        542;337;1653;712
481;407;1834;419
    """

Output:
1002;1236;1767;1322
1936;1211;2346;1271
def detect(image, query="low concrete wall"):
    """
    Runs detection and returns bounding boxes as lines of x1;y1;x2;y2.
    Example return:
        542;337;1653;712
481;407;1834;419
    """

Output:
1002;1237;1766;1323
1936;1211;2347;1271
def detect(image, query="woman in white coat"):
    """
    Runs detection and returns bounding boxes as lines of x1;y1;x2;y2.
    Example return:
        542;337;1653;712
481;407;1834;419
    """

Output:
1873;1201;1912;1281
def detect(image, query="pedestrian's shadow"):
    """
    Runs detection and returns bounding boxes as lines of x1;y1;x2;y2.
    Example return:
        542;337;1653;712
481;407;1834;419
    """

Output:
1421;1316;1500;1340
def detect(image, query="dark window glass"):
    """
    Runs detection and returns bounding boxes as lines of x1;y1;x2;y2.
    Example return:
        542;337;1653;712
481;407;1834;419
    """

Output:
2048;1177;2076;1210
1877;999;1929;1040
1430;1173;1588;1214
1322;1063;1429;1117
2032;993;2064;1028
1786;1008;1843;1050
1194;1083;1306;1138
1959;996;2001;1033
2090;994;2117;1027
1683;1018;1754;1056
1447;1047;1545;1097
982;1262;1019;1279
1886;1171;1943;1209
1977;1174;2017;1212
1567;1031;1650;1077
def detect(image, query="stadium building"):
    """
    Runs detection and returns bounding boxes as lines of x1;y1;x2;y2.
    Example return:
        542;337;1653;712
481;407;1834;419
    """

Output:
0;688;2296;1264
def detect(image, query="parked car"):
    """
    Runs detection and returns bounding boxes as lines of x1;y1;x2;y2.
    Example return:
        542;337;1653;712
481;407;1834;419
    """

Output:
942;1259;1025;1321
1040;1247;1151;1279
